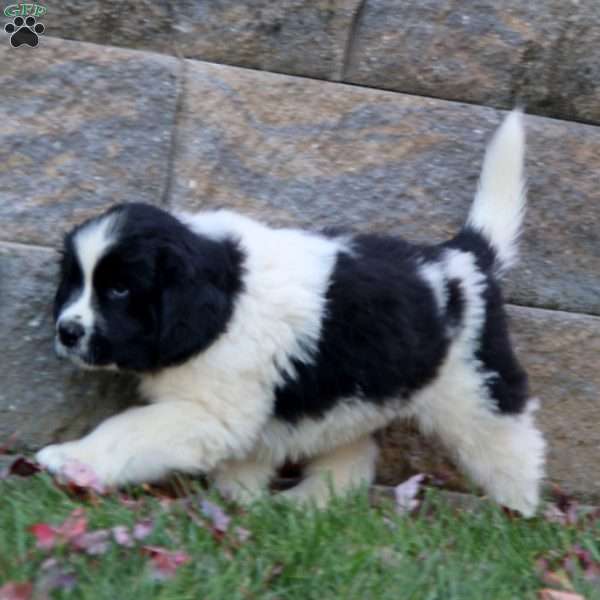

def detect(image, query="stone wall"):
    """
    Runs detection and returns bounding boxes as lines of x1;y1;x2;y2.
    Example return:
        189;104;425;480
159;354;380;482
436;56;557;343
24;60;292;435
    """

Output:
46;0;600;124
1;2;599;499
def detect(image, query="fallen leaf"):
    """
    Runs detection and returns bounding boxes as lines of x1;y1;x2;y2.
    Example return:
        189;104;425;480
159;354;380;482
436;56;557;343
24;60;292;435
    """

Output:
394;474;425;515
538;590;584;600
565;544;600;583
538;543;600;590
0;583;32;600
132;519;154;541
536;554;573;592
29;523;58;551
58;460;106;494
200;499;231;533
36;559;77;596
544;486;580;526
56;508;88;541
112;526;134;547
30;508;87;551
71;530;111;556
8;457;40;478
142;546;190;581
541;569;574;591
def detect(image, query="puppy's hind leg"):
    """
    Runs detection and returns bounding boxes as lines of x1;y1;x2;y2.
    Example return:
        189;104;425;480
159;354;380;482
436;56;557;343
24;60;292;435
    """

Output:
415;386;546;517
278;435;378;508
213;455;275;504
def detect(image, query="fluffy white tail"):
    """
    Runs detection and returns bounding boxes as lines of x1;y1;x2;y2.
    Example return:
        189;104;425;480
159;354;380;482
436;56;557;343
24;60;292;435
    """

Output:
467;110;526;273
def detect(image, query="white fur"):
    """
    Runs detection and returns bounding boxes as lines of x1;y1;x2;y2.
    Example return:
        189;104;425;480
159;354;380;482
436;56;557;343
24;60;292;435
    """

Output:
419;262;448;314
56;214;118;358
279;436;378;507
37;112;544;516
467;110;526;273
257;399;403;466
214;456;276;503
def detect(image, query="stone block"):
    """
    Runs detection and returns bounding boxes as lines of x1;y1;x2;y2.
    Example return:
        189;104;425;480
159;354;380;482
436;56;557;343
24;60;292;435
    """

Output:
0;38;178;246
43;0;361;81
345;0;600;124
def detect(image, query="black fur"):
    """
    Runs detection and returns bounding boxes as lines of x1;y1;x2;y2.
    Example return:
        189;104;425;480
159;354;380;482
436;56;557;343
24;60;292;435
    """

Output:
448;227;497;272
273;235;450;422
476;277;528;414
445;278;464;330
54;236;83;322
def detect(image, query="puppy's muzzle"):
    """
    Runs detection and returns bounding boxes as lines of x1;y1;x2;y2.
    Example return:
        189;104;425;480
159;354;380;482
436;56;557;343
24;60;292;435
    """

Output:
57;320;85;348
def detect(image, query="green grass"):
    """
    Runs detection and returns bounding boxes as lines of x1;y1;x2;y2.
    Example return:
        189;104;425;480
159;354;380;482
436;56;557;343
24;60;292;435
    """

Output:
0;474;598;600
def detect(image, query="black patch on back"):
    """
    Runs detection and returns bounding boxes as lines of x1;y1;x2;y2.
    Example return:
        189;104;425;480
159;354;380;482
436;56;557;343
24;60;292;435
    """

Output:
273;235;450;422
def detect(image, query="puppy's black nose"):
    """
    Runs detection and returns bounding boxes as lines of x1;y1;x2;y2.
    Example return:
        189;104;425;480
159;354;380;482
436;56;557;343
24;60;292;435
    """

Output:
58;321;85;348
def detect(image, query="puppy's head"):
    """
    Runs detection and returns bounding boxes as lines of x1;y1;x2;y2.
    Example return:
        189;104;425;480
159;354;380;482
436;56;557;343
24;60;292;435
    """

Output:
54;203;243;372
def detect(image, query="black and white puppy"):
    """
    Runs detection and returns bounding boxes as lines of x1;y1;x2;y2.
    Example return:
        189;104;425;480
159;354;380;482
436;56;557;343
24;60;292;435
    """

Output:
37;111;545;516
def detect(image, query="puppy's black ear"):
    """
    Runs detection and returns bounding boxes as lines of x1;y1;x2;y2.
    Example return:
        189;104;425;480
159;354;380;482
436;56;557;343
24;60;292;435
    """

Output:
156;236;243;368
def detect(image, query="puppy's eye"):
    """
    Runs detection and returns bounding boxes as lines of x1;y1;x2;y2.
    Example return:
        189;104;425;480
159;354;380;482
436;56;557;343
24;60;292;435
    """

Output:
107;287;130;300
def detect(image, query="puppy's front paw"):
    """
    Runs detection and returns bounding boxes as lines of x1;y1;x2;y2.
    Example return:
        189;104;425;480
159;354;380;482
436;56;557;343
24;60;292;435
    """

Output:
36;443;108;491
36;443;77;474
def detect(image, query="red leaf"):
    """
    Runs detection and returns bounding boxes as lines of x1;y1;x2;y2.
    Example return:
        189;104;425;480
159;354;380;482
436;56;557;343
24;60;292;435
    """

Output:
9;457;40;478
0;582;33;600
30;508;88;551
56;508;88;541
142;546;190;581
29;523;58;551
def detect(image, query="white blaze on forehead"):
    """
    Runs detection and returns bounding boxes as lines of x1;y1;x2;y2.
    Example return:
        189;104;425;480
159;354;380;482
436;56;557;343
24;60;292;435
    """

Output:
58;214;119;328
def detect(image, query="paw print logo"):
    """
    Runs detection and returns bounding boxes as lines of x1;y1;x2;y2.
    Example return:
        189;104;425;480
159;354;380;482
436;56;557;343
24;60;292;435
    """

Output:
4;15;45;47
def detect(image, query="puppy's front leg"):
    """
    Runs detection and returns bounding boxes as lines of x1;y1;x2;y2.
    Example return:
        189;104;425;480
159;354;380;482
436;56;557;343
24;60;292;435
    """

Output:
36;401;258;486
